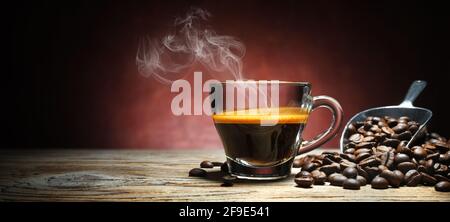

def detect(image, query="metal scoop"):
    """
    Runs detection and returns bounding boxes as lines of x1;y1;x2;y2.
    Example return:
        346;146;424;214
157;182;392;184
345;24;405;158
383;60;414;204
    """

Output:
340;80;432;152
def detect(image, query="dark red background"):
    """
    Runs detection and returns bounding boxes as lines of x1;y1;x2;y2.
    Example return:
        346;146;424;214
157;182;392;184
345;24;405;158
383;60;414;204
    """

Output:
5;0;449;149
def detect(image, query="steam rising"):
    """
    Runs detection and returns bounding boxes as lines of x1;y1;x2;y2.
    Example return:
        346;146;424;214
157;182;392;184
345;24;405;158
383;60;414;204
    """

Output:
136;8;246;84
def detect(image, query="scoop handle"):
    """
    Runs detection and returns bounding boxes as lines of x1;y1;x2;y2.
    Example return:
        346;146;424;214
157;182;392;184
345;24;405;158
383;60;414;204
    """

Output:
399;80;427;107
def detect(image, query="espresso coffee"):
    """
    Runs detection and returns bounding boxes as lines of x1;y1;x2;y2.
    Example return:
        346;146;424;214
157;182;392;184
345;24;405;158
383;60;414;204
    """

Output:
213;107;309;171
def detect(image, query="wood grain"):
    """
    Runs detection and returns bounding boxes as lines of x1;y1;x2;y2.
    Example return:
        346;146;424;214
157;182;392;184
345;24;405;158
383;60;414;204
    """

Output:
0;149;449;202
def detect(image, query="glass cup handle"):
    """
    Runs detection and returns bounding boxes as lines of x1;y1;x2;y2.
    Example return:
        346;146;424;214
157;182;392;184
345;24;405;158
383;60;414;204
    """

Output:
297;96;344;155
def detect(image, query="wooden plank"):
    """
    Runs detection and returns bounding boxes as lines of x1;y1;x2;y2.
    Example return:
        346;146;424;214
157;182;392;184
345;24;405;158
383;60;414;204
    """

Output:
0;149;449;202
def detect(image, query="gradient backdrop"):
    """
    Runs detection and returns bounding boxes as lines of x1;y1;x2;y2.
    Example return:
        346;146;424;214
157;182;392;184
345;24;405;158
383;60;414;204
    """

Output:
5;0;449;149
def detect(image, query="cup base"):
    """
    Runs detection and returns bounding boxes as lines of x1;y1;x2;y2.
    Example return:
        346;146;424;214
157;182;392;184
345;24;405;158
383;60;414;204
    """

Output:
226;157;294;180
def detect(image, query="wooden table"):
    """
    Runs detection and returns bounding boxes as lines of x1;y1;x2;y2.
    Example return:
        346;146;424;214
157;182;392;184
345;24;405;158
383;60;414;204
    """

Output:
0;149;449;202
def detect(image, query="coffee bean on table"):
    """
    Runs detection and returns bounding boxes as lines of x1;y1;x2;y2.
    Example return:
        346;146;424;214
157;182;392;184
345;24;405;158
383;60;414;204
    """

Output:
293;158;303;168
397;162;416;174
200;160;214;168
343;178;361;190
356;153;372;163
311;170;327;185
320;163;340;175
296;171;312;178
221;175;237;187
212;161;224;167
371;176;389;189
330;174;347;186
379;169;402;188
189;168;207;177
295;176;314;188
434;174;450;182
365;166;381;181
405;169;422;187
356;175;367;186
435;181;450;192
343;167;358;179
356;166;369;180
221;162;229;173
302;162;318;172
421;172;437;186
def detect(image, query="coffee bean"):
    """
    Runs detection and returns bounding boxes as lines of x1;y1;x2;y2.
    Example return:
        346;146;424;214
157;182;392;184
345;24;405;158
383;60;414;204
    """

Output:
356;142;376;149
340;160;357;170
396;146;413;156
435;181;450;192
212;162;224;167
434;174;450;182
340;153;356;162
347;124;357;135
409;124;419;134
221;175;237;187
397;162;416;174
399;116;410;122
382;126;395;135
221;162;229;173
405;169;422;187
376;145;391;153
295;176;314;188
343;167;358;179
330;174;347;186
365;166;382;181
382;139;400;148
435;164;448;176
349;133;364;143
343;178;361;190
435;142;450;153
394;153;410;164
354;148;372;156
397;131;412;141
189;168;207;177
421;172;437;186
381;151;395;169
345;148;356;154
319;163;340;175
393;170;405;186
439;153;450;164
200;160;214;168
296;171;312;178
369;125;381;134
311;170;327;185
379;170;402;188
356;175;367;186
371;176;389;189
387;118;398;128
302;162;318;172
363;121;373;131
356;166;369;180
357;126;367;134
292;158;303;168
356;152;372;162
372;117;381;124
413;147;428;159
392;123;408;134
359;157;380;168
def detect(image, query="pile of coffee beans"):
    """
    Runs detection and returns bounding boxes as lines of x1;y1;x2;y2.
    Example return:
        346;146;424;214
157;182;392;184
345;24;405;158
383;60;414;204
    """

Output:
293;116;450;192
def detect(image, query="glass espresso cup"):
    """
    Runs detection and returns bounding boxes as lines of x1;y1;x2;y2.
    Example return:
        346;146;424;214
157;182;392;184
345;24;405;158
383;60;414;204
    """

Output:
210;81;343;180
